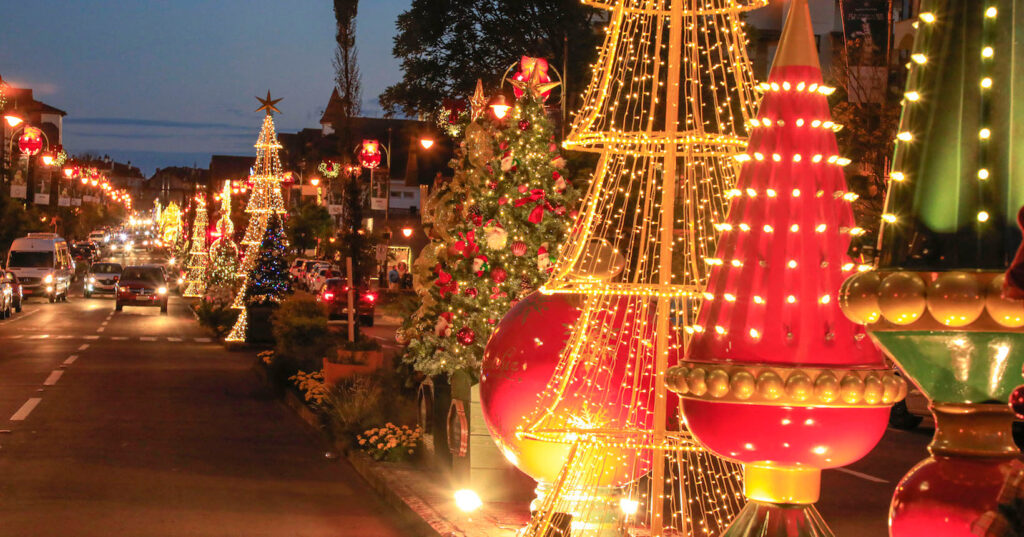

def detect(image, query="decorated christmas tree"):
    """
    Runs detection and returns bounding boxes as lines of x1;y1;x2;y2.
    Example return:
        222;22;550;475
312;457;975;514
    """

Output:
158;201;182;246
478;0;764;535
400;75;580;378
670;1;902;534
206;182;239;289
182;197;209;298
225;92;288;342
243;213;290;306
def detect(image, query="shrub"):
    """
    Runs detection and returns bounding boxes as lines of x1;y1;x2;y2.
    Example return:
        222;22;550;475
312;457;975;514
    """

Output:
322;371;417;444
291;369;329;406
269;291;334;383
195;283;239;337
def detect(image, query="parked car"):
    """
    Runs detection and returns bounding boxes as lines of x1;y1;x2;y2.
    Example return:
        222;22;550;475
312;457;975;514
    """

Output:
6;233;74;303
5;271;23;313
317;278;376;326
291;259;319;288
303;262;333;290
309;267;342;294
85;262;123;298
115;265;169;314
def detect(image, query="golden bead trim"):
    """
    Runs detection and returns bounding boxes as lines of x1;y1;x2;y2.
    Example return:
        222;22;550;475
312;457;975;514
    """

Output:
667;362;907;407
839;270;1024;331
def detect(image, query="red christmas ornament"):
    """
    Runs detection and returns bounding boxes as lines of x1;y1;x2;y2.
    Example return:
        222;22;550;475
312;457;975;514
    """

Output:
456;326;476;346
464;287;478;298
511;241;527;256
890;457;1022;537
518;119;531;131
18;126;43;156
1010;384;1024;420
490;267;507;283
358;139;382;169
480;292;681;485
676;2;894;531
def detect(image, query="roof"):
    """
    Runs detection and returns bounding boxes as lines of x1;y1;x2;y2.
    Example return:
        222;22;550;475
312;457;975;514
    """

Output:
319;88;345;125
2;87;66;117
209;155;254;184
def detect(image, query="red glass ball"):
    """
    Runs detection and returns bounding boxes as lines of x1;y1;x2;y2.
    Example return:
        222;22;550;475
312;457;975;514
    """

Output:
490;267;507;283
1010;385;1024;420
890;456;1016;537
683;400;889;469
480;292;680;485
456;326;476;346
518;120;531;130
18;130;42;156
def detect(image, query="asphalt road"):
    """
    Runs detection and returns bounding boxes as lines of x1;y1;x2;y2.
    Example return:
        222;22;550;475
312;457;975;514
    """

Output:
0;252;416;537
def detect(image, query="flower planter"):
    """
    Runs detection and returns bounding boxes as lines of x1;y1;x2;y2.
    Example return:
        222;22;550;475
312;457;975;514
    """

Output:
246;305;276;345
322;349;385;385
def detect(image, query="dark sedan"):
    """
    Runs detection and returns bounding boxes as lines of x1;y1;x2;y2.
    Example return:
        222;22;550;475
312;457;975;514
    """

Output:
317;278;376;326
115;265;168;314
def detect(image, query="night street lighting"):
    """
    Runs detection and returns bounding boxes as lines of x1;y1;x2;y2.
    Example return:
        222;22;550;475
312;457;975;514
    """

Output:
419;137;434;150
4;114;23;127
401;227;413;238
489;95;511;119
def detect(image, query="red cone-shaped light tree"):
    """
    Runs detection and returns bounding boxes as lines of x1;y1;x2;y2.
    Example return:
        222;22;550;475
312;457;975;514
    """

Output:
668;1;906;535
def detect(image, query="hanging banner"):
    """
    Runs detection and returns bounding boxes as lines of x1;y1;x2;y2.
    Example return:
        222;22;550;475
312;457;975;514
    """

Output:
370;169;388;211
841;0;889;103
10;169;27;199
71;198;82;207
58;197;70;207
34;193;50;205
327;204;344;216
83;195;98;203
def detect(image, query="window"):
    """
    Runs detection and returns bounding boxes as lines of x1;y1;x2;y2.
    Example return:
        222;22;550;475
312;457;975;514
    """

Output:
8;251;53;268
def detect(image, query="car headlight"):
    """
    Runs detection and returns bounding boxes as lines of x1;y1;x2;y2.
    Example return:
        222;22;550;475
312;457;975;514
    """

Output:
111;244;118;250
89;276;95;283
44;274;54;283
157;286;167;295
176;277;184;285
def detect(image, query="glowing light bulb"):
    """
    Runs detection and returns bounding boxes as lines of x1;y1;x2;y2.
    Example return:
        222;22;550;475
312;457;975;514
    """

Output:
981;77;993;88
882;213;897;223
978;169;990;180
982;47;994;58
978;211;990;222
986;7;997;17
905;91;920;101
912;53;927;64
891;171;905;182
786;295;796;304
897;131;913;141
980;128;991;139
920;12;935;23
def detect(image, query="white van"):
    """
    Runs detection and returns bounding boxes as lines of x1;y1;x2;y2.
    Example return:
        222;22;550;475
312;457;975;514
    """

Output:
7;233;74;302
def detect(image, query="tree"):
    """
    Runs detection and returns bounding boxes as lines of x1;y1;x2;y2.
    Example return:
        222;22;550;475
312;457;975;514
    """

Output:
244;213;291;306
286;199;334;254
332;0;360;157
400;90;580;378
182;198;209;297
206;184;239;289
380;0;601;118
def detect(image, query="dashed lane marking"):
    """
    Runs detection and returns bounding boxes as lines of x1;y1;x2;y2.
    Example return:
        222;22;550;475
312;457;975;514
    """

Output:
194;338;213;343
111;336;128;340
834;467;888;484
43;370;63;386
62;355;78;366
84;335;99;340
10;398;41;421
96;327;105;333
140;337;157;342
0;335;214;343
167;337;182;342
29;334;49;339
77;344;89;351
8;335;23;339
56;335;74;339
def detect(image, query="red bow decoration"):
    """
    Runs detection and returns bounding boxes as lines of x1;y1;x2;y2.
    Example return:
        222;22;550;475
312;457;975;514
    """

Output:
435;264;459;298
514;188;555;224
510;56;559;101
452;231;480;257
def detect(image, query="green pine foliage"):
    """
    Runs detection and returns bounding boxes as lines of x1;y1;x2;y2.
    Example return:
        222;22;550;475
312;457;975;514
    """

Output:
206;237;239;288
244;213;292;306
400;93;580;379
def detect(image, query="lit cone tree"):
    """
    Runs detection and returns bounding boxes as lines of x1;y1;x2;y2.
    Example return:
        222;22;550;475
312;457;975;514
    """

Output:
479;1;763;535
667;2;906;535
225;92;287;342
159;201;182;247
401;80;579;378
207;182;239;289
839;1;1024;534
182;197;210;297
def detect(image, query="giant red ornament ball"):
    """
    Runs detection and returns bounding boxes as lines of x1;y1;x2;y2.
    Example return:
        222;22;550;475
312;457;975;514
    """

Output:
18;127;43;156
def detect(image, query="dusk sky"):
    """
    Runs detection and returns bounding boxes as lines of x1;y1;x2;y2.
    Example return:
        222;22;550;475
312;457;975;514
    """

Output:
0;1;409;174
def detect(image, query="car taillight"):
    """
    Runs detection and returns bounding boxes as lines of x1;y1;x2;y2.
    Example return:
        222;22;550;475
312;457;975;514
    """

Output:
362;293;377;303
113;276;119;282
323;292;334;301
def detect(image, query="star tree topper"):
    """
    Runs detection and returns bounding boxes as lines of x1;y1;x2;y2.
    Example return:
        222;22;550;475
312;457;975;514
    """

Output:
508;65;561;100
256;91;282;115
470;79;488;121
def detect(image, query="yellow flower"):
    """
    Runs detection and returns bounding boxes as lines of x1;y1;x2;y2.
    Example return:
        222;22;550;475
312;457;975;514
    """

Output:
359;439;366;445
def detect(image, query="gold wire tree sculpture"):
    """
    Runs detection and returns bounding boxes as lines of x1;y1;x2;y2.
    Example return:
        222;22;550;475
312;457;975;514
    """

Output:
225;92;287;342
520;0;765;535
182;196;209;298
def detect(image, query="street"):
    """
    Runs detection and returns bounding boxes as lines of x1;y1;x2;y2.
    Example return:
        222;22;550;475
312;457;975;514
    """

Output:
0;252;415;537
